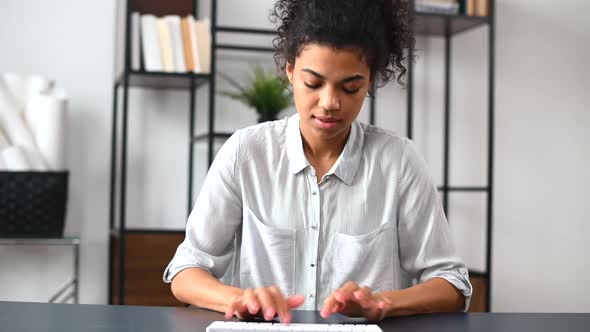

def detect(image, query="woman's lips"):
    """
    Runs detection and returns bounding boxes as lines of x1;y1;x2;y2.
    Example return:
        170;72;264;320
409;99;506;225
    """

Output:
313;115;339;129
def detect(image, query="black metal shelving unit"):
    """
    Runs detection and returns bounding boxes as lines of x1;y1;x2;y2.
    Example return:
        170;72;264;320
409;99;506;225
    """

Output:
109;0;495;311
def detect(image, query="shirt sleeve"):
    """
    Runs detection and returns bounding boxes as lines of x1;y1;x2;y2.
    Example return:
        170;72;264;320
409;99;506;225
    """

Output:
163;131;243;283
396;140;473;311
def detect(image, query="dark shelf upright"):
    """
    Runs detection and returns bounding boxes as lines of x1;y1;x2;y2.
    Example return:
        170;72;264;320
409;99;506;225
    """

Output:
486;0;496;313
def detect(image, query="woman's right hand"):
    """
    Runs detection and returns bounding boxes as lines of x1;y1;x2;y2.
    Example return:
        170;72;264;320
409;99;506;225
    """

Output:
225;286;305;324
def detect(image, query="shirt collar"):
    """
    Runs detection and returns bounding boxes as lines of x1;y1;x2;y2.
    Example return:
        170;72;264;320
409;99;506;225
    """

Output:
286;113;364;185
286;113;309;174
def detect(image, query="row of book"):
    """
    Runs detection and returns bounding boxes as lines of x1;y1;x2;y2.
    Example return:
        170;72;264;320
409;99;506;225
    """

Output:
415;0;490;17
131;13;211;73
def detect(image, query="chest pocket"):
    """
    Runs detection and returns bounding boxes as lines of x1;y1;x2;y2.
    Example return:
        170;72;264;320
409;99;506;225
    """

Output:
239;207;296;296
331;221;395;293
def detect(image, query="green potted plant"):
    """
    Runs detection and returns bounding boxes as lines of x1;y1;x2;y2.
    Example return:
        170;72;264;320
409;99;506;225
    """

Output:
220;66;293;123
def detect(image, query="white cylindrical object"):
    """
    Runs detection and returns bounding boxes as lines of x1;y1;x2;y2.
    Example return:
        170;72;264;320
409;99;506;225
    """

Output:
2;145;30;171
0;111;37;149
26;75;54;103
0;126;10;149
0;76;20;111
0;105;38;150
26;89;67;170
2;73;28;110
21;145;47;170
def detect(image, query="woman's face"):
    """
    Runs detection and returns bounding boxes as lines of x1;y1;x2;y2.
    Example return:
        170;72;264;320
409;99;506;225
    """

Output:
286;43;371;143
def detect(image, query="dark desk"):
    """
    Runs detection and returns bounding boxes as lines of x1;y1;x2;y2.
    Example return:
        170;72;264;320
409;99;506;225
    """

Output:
1;301;589;332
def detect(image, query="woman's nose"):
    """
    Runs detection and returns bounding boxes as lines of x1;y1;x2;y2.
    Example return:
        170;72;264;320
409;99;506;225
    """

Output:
318;87;340;111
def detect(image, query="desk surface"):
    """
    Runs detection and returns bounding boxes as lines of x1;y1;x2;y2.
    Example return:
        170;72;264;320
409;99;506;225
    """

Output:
1;301;589;332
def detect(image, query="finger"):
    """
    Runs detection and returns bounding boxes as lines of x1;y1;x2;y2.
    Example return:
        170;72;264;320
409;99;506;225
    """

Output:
320;294;342;318
225;297;241;319
243;288;260;315
255;287;276;321
286;294;306;309
353;286;376;308
268;286;291;324
334;281;360;304
235;301;250;320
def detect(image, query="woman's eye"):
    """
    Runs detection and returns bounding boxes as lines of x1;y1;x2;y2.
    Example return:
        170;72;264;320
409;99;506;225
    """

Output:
304;82;321;89
343;87;360;94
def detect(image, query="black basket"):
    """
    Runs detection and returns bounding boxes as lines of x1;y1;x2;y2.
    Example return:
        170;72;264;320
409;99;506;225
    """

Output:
0;171;69;238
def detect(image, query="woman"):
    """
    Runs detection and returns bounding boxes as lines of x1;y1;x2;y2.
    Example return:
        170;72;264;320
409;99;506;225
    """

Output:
164;0;472;322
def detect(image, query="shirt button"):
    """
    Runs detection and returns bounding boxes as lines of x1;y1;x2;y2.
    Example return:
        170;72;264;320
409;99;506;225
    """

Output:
308;292;314;298
312;191;317;195
311;225;318;230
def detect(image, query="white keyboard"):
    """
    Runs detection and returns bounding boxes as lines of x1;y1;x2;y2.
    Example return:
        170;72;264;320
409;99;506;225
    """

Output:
206;321;383;332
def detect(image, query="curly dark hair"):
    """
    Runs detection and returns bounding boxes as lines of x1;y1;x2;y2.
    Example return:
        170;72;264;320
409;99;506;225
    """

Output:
270;0;415;91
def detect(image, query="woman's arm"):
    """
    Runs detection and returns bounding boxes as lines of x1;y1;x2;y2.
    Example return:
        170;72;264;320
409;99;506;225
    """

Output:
320;278;464;320
379;277;464;316
171;267;243;312
171;267;305;323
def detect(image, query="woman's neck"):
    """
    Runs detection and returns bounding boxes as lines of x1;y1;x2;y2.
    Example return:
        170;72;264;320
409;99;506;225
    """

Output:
301;125;351;166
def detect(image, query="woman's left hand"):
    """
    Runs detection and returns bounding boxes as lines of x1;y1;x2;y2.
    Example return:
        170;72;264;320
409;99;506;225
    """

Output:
320;281;392;321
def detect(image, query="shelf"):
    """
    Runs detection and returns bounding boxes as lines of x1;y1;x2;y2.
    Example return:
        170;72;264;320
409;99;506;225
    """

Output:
215;14;490;39
217;44;275;53
116;71;211;90
414;12;490;36
110;228;185;238
437;186;489;192
192;132;233;143
468;270;488;278
216;26;277;35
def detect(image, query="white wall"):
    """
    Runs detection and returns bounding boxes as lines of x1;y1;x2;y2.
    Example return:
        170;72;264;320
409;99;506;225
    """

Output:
1;0;589;312
0;0;115;303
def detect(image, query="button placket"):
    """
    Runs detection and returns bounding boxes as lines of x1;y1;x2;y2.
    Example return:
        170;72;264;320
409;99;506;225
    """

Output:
306;167;321;307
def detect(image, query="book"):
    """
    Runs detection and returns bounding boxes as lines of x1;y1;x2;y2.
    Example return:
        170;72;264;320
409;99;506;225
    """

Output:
157;17;174;72
131;12;140;71
165;16;186;73
195;18;211;73
140;14;162;72
181;16;196;72
475;0;489;16
415;2;460;15
467;0;476;16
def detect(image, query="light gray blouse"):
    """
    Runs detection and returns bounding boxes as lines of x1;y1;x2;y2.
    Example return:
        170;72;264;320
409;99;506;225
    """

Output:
164;113;472;311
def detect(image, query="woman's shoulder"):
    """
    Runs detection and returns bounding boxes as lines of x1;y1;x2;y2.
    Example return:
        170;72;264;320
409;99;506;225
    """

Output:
232;116;290;155
236;117;289;141
359;121;411;148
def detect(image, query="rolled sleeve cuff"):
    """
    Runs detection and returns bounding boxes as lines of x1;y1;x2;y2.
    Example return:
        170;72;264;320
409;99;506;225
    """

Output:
423;267;473;312
162;245;232;283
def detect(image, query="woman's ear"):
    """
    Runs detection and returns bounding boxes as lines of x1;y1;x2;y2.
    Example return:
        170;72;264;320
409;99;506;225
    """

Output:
286;62;294;84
